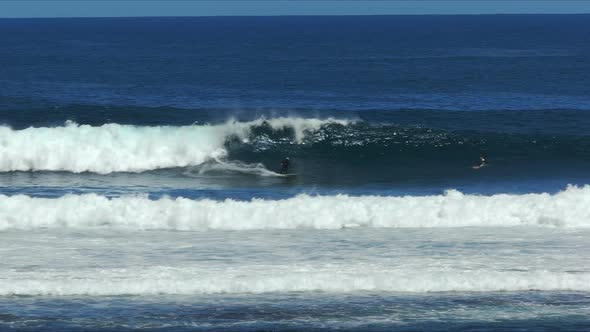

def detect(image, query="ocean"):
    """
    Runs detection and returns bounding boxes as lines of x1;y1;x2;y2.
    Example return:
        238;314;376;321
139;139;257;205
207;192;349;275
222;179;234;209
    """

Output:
1;15;590;331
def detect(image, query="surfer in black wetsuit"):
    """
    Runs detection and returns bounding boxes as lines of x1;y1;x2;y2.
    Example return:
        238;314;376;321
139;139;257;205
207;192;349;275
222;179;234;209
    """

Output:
473;156;487;169
279;157;290;174
479;156;487;167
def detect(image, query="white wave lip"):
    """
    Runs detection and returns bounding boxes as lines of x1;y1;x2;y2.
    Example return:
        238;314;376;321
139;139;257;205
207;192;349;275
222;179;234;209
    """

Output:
1;185;590;230
2;266;590;296
0;117;350;174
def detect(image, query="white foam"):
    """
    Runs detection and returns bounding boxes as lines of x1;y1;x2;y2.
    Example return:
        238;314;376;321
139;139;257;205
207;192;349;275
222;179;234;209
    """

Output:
1;185;590;231
0;117;349;174
2;266;589;295
186;158;283;177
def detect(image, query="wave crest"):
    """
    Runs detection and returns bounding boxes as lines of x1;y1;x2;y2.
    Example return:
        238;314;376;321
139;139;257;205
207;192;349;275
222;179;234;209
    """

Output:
1;185;589;231
0;117;350;174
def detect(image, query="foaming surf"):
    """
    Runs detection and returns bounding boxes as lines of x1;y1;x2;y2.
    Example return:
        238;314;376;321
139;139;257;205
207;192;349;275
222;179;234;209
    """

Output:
0;117;351;174
184;158;283;177
1;185;589;231
3;266;589;296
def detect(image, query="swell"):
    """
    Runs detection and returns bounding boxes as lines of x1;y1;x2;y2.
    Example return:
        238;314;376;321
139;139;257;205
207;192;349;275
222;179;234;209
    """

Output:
238;120;590;162
2;106;590;135
229;121;590;182
2;116;590;175
1;185;589;231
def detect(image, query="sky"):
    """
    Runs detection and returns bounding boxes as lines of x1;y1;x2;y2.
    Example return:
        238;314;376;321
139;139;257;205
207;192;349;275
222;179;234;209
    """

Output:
1;1;590;18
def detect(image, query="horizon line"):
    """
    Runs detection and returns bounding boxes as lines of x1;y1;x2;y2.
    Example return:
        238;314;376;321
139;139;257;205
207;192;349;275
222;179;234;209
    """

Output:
2;12;590;19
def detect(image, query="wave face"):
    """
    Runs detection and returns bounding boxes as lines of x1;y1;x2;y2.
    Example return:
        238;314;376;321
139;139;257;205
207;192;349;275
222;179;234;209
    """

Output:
0;118;349;174
3;114;590;178
1;185;589;231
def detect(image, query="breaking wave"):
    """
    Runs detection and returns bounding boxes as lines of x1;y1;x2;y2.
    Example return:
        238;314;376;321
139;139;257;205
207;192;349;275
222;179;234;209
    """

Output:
2;115;590;180
1;185;589;231
0;117;350;174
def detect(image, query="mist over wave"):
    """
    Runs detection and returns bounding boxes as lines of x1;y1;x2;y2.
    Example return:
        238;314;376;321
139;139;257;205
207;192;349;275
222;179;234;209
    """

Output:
0;117;349;174
1;185;589;231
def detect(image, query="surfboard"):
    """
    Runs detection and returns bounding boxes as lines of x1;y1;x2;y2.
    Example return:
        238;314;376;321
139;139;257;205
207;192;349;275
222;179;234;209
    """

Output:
281;173;298;177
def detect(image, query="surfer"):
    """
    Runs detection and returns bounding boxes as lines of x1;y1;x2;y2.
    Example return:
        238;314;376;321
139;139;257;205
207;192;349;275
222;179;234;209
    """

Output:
279;157;290;174
473;156;487;169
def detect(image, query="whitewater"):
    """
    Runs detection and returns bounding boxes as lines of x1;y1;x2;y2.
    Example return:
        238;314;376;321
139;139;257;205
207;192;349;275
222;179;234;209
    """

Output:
3;15;590;331
3;266;590;296
0;117;350;173
1;185;589;230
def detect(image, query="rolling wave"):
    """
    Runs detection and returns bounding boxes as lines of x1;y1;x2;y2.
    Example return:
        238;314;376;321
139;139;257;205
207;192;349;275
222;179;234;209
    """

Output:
1;115;590;177
0;117;350;174
1;185;589;231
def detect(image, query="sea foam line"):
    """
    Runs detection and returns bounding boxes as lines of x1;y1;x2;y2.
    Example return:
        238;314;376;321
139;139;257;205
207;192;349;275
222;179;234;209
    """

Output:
2;267;589;295
0;117;350;174
1;185;589;231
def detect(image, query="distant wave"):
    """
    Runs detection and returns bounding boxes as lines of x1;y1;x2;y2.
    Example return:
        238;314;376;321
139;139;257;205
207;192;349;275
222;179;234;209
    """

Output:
2;265;589;296
0;117;350;174
1;186;589;231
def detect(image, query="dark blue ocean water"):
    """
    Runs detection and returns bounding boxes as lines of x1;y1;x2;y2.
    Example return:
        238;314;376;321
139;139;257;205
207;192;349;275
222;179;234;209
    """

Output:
2;15;590;196
1;15;590;331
